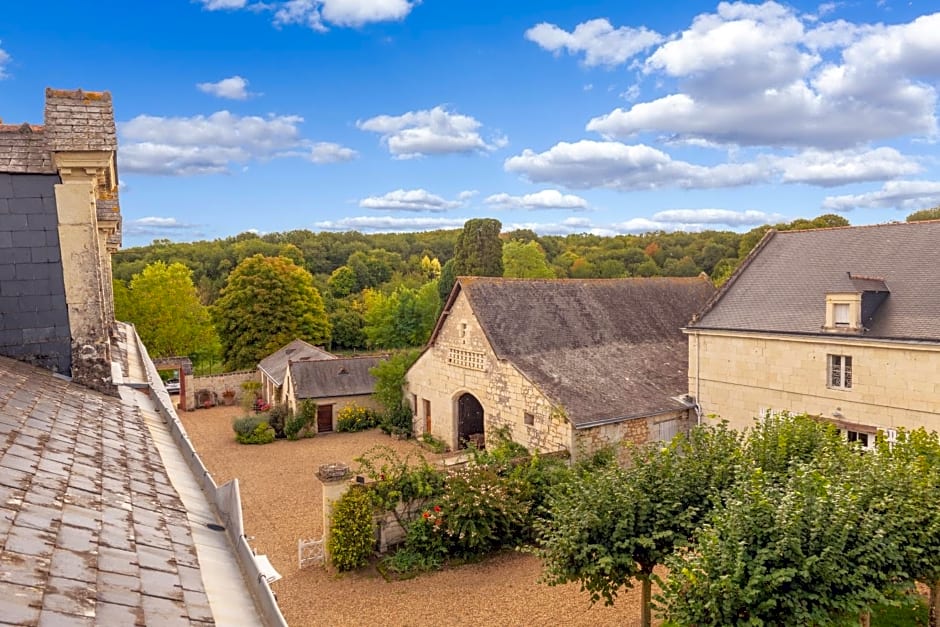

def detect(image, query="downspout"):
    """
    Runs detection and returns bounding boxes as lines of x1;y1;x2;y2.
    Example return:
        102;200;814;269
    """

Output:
695;332;702;425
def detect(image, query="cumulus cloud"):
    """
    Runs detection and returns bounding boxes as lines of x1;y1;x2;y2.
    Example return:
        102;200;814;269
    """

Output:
822;180;940;211
307;141;358;163
584;5;940;149
202;0;417;30
0;43;10;79
357;106;506;158
504;140;768;191
196;76;254;100
504;217;599;236
524;18;663;67
651;208;784;226
118;111;356;175
485;189;590;211
124;216;204;238
314;216;467;231
775;147;921;186
359;189;463;212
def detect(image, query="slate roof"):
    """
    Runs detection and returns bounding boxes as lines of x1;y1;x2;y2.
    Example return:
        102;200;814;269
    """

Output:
0;354;214;625
289;356;384;399
441;277;716;427
258;339;335;386
691;221;940;341
0;124;53;173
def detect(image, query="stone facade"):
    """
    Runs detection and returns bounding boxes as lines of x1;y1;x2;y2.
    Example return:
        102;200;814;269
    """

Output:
687;329;940;434
573;410;690;463
0;172;71;373
185;370;256;411
406;290;571;454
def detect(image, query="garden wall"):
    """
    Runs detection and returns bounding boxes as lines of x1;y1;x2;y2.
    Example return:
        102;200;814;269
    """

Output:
184;370;257;411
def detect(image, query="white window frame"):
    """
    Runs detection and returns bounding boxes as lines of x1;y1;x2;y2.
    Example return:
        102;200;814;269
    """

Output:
828;354;853;389
833;303;850;326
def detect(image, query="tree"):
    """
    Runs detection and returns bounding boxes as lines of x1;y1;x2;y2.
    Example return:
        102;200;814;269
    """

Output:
907;206;940;222
116;261;218;358
453;218;503;277
370;349;421;416
327;265;357;298
502;240;555;278
537;423;741;627
437;258;457;304
212;254;330;370
362;282;439;349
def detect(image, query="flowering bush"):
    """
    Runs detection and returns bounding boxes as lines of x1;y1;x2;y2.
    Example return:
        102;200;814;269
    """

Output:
336;405;379;432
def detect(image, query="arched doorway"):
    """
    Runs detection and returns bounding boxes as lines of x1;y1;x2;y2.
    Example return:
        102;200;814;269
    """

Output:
457;393;484;448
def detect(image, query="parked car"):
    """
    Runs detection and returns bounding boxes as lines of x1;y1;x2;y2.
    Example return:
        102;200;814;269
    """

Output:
165;378;180;394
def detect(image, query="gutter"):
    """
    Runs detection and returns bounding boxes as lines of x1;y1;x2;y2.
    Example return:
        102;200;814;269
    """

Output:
573;400;694;430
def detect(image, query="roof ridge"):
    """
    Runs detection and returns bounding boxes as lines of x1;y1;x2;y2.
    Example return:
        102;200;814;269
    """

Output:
778;219;940;234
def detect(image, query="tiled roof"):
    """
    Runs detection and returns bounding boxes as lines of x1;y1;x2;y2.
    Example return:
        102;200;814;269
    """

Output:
0;124;54;174
0;355;214;625
289;356;383;399
258;339;335;386
450;277;715;427
691;221;940;341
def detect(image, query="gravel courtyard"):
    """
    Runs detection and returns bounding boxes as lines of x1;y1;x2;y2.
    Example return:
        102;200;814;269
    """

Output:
178;404;651;626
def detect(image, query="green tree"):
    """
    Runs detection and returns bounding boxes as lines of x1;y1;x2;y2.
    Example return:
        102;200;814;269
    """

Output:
212;254;330;370
117;261;218;358
328;296;367;351
328;265;357;298
537;424;741;627
453;218;503;277
370;349;421;416
437;258;458;303
907;206;940;222
502;240;555;278
363;282;439;349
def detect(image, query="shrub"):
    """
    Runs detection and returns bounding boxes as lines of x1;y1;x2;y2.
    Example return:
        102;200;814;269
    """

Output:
232;416;275;445
336;405;379;432
328;486;375;571
379;404;413;437
419;433;447;454
240;380;261;412
285;399;317;440
266;405;291;439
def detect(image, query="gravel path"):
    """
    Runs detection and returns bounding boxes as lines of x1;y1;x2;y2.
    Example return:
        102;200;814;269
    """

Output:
179;405;652;626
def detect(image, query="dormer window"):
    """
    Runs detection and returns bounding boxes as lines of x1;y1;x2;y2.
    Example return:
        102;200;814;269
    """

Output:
833;303;850;327
824;293;861;332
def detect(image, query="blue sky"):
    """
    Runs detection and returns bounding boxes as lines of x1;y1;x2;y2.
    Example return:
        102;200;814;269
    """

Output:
2;0;938;246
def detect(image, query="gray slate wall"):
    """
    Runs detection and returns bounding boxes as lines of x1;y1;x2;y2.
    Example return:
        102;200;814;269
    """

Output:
0;173;71;374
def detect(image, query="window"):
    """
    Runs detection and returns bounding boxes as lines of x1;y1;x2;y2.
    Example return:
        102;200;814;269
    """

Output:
447;348;485;371
524;412;535;426
828;354;853;389
833;303;850;326
846;430;873;450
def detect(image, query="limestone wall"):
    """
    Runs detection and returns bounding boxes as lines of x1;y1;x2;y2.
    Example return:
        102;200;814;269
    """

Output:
406;290;571;454
573;410;690;463
184;370;256;411
688;330;940;433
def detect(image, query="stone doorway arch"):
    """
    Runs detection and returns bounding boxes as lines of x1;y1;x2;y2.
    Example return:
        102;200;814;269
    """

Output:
456;393;485;449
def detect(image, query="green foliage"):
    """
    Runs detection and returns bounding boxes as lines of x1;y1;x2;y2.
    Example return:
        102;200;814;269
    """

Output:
380;404;414;437
744;411;846;481
362;282;439;349
232;416;275;445
327;486;376;571
116;261;218;359
437;258;457;304
370;350;420;419
285;400;317;440
327;265;357;297
265;405;291;439
453;218;503;277
907;206;940;222
355;446;446;529
327;296;367;351
336;405;379;432
502;240;555;278
419;432;448;454
240;380;261;412
212;254;331;370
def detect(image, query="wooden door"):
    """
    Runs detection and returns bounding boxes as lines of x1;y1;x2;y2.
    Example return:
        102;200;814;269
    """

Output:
317;404;333;433
423;399;431;434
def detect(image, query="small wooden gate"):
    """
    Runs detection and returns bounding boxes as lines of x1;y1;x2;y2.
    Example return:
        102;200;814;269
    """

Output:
317;404;333;433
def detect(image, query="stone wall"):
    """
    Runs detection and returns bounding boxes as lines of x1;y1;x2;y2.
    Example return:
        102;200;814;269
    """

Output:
0;173;72;374
406;290;571;454
573;410;690;463
286;393;380;431
184;370;256;411
688;330;940;434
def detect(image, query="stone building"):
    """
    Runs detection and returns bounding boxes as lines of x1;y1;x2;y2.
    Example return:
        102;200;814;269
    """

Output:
257;338;335;406
283;355;384;432
406;277;715;459
686;221;940;446
0;89;280;625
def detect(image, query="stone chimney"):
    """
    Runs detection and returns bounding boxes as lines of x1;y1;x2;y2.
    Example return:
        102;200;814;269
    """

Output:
0;88;122;394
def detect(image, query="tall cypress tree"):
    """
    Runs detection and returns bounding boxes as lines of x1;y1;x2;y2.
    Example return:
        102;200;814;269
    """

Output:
452;218;503;277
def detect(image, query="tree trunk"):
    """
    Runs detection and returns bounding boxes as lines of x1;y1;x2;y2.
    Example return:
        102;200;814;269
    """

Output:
641;576;652;627
858;611;870;627
930;579;940;627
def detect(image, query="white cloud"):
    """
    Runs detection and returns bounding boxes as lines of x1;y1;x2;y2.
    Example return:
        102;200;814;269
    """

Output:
314;216;467;231
524;18;663;67
357;106;506;158
585;5;940;149
118;110;355;175
485;189;590;211
504;140;768;191
196;76;254;100
822;180;940;211
457;190;478;201
504;217;599;236
124;216;204;238
775;147;921;186
198;0;248;9
308;141;358;163
359;189;462;212
0;43;10;79
651;208;784;226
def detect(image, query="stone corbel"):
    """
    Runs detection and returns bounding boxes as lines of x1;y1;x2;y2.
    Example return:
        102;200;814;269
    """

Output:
53;151;115;182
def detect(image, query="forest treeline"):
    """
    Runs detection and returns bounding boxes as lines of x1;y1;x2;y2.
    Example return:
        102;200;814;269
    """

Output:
112;213;853;370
